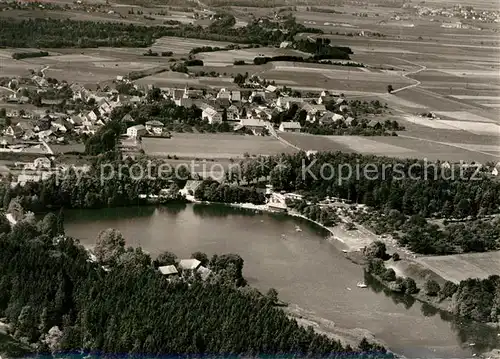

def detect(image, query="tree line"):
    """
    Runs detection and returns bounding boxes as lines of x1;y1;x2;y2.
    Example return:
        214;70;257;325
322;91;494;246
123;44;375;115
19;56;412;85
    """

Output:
12;51;49;60
363;241;500;324
235;152;500;254
0;15;322;48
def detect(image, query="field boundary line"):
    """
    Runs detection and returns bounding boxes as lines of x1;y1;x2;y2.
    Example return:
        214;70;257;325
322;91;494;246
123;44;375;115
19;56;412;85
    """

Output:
397;134;500;159
265;122;302;151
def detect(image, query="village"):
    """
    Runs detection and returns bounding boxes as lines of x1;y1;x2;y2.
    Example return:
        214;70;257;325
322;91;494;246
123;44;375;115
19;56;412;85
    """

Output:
1;68;499;189
0;66;382;188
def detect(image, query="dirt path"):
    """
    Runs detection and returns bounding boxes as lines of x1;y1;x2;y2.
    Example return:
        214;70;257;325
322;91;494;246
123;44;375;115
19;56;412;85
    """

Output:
41;65;50;77
265;122;302;151
0;86;15;94
390;58;427;94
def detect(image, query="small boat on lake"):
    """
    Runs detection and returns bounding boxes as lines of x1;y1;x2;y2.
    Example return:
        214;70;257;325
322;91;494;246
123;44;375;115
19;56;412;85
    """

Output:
295;225;302;232
357;282;367;288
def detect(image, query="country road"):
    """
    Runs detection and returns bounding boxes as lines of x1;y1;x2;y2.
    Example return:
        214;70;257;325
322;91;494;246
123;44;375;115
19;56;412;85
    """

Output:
265;122;302;151
0;86;15;94
41;65;50;77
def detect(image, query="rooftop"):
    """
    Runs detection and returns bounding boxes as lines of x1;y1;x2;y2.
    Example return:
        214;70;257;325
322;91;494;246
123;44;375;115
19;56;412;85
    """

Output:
280;121;301;129
179;258;201;270
158;265;179;275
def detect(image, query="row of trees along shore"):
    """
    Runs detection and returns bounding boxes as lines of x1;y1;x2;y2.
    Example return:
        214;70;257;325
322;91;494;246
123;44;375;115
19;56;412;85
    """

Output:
250;152;500;254
6;149;500;255
364;241;500;324
0;212;389;356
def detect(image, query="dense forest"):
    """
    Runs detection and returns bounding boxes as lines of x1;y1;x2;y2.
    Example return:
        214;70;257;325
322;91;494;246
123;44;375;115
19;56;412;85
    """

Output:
293;38;353;59
241;152;500;218
0;15;320;48
0;214;388;356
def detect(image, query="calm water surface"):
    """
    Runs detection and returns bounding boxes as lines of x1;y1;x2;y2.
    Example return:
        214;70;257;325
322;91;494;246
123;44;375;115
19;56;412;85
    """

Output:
64;204;499;358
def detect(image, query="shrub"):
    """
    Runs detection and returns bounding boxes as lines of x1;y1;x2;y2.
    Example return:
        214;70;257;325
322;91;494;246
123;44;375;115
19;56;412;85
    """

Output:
363;240;387;259
366;258;385;275
424;279;440;296
403;277;418;294
381;268;396;282
439;281;458;300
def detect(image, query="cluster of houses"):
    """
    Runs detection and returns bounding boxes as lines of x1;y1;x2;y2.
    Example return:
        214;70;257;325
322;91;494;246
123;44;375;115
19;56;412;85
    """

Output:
158;258;212;280
9;156;90;187
2;84;138;146
3;71;356;147
122;85;353;137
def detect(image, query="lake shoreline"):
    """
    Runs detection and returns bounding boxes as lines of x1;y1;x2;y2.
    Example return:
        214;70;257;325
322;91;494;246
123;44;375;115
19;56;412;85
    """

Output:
63;203;495;357
191;200;499;356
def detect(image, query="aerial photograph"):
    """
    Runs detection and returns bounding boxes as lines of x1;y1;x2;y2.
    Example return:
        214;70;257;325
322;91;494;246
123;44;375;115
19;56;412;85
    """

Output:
0;0;498;358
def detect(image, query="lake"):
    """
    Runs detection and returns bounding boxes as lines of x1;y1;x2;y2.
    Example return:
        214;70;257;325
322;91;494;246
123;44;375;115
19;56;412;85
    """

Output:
64;204;498;358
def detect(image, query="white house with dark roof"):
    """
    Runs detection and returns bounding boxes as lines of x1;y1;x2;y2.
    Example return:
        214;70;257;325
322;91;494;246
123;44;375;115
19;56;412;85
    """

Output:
202;107;222;124
319;112;344;125
277;97;304;109
231;90;241;102
217;88;231;100
491;162;500;176
226;105;239;121
5;126;23;138
86;110;99;123
278;121;301;133
181;180;204;197
235;118;267;135
126;124;147;138
145;120;164;135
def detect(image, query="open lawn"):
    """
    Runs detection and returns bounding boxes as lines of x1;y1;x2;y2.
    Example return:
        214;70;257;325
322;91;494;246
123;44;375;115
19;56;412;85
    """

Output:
415;251;500;284
141;133;297;159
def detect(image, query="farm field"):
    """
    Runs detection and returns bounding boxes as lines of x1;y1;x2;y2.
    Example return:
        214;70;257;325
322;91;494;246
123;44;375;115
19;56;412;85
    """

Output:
135;71;238;89
141;133;297;159
197;48;310;66
257;64;413;94
152;37;234;54
50;143;86;154
415;251;500;284
279;133;354;153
